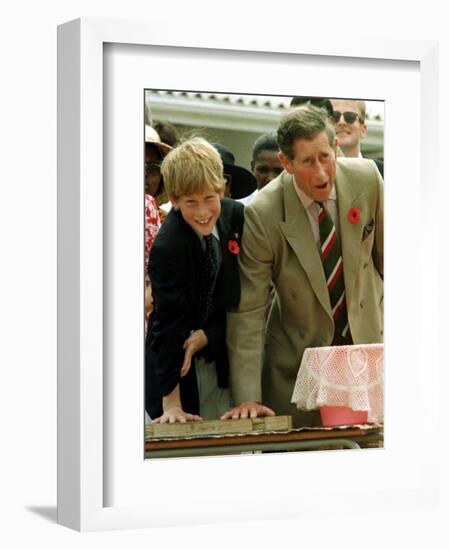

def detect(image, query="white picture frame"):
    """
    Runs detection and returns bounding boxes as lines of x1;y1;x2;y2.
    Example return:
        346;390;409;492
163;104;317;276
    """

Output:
57;17;443;531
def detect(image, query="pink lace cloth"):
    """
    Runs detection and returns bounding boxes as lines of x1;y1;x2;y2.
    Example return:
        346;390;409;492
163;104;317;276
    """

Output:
291;344;384;423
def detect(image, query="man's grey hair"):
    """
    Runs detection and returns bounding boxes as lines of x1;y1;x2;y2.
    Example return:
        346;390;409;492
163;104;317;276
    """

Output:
277;104;336;160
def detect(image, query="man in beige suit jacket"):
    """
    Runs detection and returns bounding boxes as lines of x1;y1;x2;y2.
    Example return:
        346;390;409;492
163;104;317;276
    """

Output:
223;105;383;427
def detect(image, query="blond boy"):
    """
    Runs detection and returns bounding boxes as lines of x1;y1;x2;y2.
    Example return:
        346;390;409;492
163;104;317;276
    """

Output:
145;138;244;423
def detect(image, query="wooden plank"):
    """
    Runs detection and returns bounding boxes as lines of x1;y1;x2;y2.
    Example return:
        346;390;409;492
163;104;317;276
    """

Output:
146;415;292;440
145;427;382;451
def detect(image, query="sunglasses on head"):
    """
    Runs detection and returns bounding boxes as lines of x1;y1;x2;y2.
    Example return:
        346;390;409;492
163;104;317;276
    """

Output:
331;111;362;124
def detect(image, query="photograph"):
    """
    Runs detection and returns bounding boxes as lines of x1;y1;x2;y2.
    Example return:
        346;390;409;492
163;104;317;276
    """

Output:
143;90;385;459
53;16;446;535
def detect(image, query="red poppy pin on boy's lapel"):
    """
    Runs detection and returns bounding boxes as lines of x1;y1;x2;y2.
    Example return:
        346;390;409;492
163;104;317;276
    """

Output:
347;207;361;224
228;240;240;255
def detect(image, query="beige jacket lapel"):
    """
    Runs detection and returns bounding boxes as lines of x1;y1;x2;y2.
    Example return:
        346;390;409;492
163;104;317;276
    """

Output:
278;174;332;318
336;164;366;306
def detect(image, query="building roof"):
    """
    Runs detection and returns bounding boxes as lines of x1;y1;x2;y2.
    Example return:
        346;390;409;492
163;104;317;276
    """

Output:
146;90;384;120
145;90;384;158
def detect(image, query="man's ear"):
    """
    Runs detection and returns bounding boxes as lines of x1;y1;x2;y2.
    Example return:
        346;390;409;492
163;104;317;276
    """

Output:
169;196;179;209
218;187;225;199
359;122;368;141
278;152;293;174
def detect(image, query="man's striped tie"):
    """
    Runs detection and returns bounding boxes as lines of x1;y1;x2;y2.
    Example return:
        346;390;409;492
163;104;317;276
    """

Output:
316;202;350;339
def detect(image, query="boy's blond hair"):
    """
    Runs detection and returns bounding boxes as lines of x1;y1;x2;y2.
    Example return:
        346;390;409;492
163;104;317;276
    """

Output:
161;137;225;199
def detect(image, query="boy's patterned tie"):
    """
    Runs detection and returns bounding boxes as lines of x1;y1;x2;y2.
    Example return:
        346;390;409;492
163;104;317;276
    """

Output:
197;234;218;327
316;202;350;339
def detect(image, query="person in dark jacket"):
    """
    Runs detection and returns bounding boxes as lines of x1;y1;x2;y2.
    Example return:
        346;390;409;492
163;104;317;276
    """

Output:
146;137;244;423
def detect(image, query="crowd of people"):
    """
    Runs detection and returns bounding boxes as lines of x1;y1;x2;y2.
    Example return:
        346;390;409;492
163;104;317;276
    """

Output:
144;97;384;428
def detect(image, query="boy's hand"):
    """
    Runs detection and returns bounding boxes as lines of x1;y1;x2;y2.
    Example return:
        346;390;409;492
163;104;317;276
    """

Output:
157;385;201;423
152;406;202;424
180;330;208;377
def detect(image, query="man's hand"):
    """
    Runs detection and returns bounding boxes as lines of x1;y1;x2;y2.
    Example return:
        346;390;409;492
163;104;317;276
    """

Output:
152;406;202;424
180;329;208;378
220;401;275;420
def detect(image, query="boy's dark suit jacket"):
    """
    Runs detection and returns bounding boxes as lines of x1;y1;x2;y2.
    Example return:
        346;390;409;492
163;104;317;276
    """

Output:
146;197;244;419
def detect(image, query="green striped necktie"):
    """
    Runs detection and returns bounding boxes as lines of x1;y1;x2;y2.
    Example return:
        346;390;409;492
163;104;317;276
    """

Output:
316;202;350;339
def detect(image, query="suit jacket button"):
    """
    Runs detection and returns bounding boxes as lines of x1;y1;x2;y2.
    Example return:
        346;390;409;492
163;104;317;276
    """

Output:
360;301;364;308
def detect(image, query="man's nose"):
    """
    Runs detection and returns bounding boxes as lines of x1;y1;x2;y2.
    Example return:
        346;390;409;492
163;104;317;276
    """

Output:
315;162;327;178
